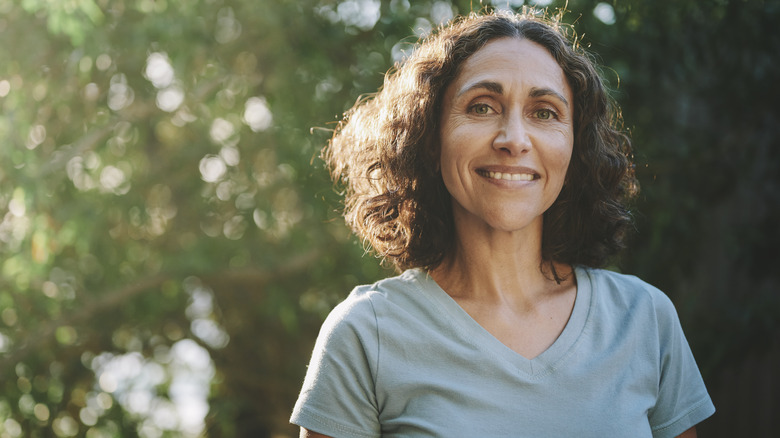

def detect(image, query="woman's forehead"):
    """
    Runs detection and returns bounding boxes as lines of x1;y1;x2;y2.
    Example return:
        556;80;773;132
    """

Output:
448;37;571;101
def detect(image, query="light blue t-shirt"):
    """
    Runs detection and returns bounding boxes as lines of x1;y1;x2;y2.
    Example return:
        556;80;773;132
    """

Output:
291;267;714;437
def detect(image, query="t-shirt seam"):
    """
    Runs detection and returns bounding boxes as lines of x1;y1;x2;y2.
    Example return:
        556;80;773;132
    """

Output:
409;270;486;357
294;405;376;438
413;269;520;375
540;265;597;378
650;395;712;433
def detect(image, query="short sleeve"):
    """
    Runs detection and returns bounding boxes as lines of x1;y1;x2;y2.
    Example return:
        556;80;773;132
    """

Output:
648;293;715;438
290;291;381;438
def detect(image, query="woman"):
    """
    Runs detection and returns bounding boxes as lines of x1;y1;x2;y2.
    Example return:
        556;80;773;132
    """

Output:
291;10;714;438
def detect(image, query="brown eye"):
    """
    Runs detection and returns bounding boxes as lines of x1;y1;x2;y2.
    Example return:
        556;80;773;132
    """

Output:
470;103;492;115
535;109;556;120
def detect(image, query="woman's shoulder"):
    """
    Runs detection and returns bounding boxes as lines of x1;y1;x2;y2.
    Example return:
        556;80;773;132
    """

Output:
352;268;427;296
578;267;687;346
339;268;428;307
323;269;432;330
579;266;679;318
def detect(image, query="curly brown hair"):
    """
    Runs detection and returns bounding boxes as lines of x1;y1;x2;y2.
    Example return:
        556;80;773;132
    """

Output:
324;10;638;274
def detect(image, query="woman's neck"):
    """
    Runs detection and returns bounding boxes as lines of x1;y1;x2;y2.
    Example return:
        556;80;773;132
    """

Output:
430;217;572;309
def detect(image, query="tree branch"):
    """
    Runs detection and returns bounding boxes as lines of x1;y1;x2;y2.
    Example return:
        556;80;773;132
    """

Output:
0;249;322;369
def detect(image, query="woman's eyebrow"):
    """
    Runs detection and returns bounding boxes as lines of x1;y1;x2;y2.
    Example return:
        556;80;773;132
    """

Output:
456;80;503;98
529;87;569;108
457;82;569;108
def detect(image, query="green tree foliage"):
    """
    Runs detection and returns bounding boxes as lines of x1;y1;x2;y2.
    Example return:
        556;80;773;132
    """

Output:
0;0;777;436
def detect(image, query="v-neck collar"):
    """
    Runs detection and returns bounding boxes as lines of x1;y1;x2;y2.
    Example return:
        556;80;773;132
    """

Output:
410;266;593;377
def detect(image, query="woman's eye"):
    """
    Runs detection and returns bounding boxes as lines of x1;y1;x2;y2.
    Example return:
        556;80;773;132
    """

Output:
470;103;492;115
535;109;557;120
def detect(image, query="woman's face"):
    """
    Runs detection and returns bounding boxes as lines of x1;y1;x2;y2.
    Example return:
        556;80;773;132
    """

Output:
438;37;574;237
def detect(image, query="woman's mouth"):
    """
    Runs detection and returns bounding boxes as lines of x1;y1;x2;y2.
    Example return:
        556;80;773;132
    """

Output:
477;169;537;182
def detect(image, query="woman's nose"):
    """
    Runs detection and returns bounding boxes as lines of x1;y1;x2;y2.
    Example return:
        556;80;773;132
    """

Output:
493;112;532;155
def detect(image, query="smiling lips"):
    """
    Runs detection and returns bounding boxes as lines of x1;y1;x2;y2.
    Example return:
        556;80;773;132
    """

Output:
477;169;538;182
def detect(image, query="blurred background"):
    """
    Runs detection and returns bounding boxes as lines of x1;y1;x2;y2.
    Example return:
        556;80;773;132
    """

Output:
0;0;778;436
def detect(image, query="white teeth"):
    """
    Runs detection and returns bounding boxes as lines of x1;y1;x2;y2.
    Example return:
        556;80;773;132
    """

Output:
484;171;534;181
